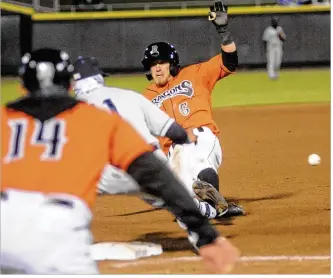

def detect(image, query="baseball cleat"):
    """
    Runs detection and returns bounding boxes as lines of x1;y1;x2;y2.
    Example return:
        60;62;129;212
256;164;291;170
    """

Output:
192;180;229;217
222;202;245;217
176;217;188;231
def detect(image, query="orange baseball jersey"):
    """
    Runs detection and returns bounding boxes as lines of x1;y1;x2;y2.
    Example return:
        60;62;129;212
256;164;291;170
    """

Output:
1;102;152;208
143;54;232;153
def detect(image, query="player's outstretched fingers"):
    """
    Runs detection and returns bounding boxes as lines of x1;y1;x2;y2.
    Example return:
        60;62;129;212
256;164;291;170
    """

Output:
221;0;228;12
218;0;224;11
214;0;220;11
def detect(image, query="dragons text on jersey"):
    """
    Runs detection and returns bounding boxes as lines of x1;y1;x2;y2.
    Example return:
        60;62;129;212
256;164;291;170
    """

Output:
144;54;232;153
152;80;194;107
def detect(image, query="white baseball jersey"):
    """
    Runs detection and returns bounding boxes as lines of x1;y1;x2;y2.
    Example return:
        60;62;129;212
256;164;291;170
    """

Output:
75;81;174;195
76;85;174;146
262;26;286;79
74;78;222;219
262;26;286;50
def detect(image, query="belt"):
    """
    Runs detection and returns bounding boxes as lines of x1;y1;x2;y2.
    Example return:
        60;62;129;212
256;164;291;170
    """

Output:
150;143;160;151
1;191;8;200
48;198;73;208
185;126;204;134
1;191;73;208
170;126;204;149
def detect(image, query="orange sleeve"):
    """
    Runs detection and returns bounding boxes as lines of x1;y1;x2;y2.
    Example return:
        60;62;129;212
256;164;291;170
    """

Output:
108;114;153;171
142;89;154;101
195;54;231;92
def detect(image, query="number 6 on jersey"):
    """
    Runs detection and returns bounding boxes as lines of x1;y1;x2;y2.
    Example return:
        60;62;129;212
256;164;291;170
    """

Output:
4;118;68;163
179;102;190;116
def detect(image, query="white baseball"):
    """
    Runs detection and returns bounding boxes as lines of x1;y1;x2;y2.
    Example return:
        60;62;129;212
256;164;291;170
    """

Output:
308;153;321;166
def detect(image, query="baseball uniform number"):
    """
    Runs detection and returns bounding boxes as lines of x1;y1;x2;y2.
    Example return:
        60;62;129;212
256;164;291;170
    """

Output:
179;102;190;116
4;118;67;163
103;98;118;112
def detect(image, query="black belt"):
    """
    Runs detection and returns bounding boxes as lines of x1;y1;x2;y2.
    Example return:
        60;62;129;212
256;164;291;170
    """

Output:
48;199;73;208
1;191;73;208
1;191;8;200
151;143;160;151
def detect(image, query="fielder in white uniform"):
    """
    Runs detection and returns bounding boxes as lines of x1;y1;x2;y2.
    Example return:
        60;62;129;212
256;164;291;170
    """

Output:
262;17;286;79
72;57;218;219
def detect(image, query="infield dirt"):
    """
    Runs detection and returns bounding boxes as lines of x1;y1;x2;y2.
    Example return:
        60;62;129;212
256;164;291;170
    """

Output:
93;103;330;274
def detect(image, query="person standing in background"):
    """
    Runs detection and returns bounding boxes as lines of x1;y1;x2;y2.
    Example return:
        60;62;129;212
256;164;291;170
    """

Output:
262;17;286;80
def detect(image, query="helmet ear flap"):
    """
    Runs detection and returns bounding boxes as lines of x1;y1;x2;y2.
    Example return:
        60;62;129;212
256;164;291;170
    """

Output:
170;64;180;77
145;70;153;81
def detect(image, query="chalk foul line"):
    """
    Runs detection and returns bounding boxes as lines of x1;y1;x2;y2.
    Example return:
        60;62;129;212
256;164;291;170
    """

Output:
112;255;331;268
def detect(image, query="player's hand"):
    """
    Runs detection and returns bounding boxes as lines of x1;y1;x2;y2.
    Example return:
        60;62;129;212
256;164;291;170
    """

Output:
277;27;286;42
199;236;240;274
208;0;228;30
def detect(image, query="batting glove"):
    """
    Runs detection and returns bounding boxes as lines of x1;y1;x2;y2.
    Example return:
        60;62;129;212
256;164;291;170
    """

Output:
208;0;233;45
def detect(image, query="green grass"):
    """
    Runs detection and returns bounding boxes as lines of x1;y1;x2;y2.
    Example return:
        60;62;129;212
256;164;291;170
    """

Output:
1;69;330;107
211;69;330;107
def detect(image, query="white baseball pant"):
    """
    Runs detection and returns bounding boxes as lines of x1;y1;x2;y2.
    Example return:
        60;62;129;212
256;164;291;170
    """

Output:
167;126;222;197
267;46;283;79
0;189;98;274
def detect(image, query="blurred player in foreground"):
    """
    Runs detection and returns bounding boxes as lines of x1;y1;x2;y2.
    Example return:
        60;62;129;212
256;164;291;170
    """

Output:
262;16;286;79
72;56;220;219
1;48;239;274
142;0;244;218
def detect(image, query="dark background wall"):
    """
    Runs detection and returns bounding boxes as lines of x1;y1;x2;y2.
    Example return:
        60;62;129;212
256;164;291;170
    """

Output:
1;12;330;74
1;15;21;72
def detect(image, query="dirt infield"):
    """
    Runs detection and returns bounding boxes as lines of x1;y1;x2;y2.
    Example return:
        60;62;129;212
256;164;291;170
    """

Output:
92;103;331;274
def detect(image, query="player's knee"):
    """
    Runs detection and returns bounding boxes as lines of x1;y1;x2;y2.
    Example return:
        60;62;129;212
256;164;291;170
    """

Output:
197;168;219;191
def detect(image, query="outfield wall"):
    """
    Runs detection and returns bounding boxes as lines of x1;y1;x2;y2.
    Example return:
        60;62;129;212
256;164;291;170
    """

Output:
1;6;330;74
1;15;21;72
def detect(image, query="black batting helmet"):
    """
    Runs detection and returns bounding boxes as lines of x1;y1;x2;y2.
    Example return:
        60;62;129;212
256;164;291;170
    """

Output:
141;42;180;81
19;48;74;97
72;56;109;81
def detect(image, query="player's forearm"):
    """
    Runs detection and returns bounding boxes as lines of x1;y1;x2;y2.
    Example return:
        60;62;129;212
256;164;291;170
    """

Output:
278;27;286;42
127;152;220;248
221;46;238;72
165;122;190;144
215;17;237;69
219;33;238;71
221;42;236;53
279;33;286;42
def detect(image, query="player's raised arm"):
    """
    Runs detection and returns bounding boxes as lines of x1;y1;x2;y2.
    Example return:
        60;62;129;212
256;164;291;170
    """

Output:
209;0;238;72
195;0;238;91
278;26;287;42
